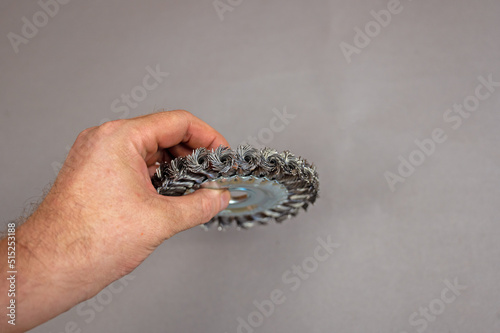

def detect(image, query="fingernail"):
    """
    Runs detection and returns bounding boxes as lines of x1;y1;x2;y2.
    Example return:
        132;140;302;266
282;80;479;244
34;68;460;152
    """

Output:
220;190;230;212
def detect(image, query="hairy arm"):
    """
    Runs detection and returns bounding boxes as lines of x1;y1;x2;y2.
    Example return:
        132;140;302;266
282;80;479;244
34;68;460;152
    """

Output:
0;110;230;332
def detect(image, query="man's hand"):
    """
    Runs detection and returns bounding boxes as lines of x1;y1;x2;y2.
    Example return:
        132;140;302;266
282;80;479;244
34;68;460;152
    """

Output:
0;110;231;332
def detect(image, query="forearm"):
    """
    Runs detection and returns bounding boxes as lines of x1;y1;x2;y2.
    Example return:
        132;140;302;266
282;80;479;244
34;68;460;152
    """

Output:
0;207;99;332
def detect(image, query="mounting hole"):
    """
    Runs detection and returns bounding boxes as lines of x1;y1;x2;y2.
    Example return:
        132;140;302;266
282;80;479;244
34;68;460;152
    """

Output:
229;189;249;205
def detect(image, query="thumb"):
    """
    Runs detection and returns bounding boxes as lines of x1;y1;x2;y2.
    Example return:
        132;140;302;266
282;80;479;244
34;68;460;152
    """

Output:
165;189;231;233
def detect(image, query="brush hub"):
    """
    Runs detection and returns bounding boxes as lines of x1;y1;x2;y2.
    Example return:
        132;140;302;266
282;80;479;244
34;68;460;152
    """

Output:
201;175;288;216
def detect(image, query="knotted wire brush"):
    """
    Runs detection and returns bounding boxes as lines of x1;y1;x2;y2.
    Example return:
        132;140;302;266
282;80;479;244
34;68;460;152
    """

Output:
152;145;319;230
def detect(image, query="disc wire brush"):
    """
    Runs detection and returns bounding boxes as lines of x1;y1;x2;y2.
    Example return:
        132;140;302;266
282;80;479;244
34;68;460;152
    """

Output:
151;145;319;230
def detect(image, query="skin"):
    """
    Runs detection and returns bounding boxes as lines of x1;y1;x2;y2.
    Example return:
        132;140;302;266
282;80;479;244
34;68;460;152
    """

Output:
0;110;231;332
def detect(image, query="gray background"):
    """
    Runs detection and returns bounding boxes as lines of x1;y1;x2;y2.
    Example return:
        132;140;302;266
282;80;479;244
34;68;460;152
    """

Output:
1;0;499;332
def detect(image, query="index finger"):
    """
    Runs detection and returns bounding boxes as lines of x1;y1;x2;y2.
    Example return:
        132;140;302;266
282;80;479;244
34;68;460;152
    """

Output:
128;110;229;160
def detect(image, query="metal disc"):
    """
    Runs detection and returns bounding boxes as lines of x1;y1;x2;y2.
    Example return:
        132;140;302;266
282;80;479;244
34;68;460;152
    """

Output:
201;175;289;217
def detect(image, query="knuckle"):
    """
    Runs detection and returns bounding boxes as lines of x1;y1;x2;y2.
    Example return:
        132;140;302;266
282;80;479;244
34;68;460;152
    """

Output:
76;126;95;141
171;109;192;123
98;119;127;135
73;126;97;151
174;109;191;117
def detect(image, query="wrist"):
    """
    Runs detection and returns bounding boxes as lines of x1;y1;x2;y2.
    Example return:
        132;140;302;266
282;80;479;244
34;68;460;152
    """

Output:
5;193;99;330
17;197;97;296
13;215;90;330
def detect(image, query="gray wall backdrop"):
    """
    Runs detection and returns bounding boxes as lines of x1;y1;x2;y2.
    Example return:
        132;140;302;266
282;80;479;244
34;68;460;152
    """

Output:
1;0;500;332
